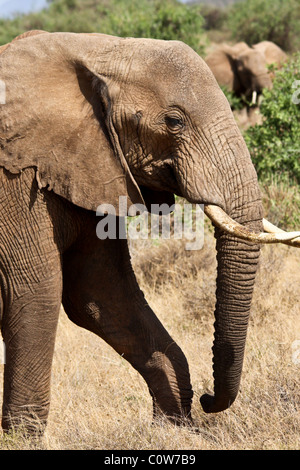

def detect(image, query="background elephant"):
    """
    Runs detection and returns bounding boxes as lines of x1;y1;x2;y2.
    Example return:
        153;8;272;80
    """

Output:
252;41;287;66
205;41;286;102
0;32;297;433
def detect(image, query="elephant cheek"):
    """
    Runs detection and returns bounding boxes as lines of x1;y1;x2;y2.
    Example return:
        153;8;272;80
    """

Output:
254;73;272;91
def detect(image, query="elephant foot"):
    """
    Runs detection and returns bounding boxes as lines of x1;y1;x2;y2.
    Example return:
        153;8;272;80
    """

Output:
2;413;47;438
2;402;49;437
151;401;200;434
151;392;193;426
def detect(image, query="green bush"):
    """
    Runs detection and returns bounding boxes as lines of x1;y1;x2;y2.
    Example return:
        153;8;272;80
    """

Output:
244;54;300;184
103;0;203;44
0;0;205;54
227;0;300;51
198;4;227;31
220;86;244;110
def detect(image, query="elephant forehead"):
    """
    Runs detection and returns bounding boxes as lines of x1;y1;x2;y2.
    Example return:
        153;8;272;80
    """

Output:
134;39;216;86
120;39;220;108
240;50;266;70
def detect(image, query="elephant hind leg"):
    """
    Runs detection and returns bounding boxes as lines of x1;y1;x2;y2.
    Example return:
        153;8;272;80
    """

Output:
62;235;193;423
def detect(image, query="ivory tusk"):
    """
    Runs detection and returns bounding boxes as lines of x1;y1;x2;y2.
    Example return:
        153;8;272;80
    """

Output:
204;205;300;245
263;218;285;233
252;90;257;105
263;218;300;248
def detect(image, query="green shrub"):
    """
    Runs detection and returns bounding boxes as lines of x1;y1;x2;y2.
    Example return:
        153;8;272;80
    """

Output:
227;0;300;51
220;86;244;110
244;54;300;184
0;0;205;54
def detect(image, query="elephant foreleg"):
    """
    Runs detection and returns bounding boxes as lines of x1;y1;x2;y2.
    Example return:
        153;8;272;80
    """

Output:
1;274;62;433
62;234;193;423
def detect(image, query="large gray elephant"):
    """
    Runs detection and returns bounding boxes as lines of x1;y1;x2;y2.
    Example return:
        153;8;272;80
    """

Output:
205;41;287;103
0;31;299;433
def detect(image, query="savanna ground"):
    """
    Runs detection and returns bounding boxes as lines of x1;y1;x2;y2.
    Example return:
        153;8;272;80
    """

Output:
0;213;299;450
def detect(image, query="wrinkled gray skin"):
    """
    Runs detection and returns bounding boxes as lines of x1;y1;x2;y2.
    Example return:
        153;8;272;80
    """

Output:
205;42;273;100
0;32;263;432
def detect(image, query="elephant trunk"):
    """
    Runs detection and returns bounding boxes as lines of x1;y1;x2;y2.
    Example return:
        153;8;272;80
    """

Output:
201;198;300;412
176;106;274;413
201;177;263;413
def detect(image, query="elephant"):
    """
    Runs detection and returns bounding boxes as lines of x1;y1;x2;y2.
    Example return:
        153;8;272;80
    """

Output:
0;31;299;433
252;41;287;67
0;30;47;54
205;41;286;103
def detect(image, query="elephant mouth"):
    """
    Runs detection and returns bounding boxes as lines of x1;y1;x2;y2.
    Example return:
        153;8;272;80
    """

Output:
204;205;300;247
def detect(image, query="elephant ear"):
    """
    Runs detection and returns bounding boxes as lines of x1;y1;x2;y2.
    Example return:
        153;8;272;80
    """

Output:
0;32;144;214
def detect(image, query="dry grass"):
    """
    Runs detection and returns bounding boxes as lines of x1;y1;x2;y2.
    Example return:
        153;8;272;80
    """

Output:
0;223;299;450
260;177;300;230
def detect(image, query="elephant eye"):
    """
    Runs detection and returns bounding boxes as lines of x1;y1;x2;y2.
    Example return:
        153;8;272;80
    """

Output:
165;115;184;133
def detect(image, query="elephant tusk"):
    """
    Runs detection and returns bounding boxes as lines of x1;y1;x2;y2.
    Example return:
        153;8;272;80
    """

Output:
263;218;300;248
251;90;257;105
204;205;300;245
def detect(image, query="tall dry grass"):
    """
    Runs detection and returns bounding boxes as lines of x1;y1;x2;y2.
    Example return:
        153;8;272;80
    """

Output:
0;222;299;450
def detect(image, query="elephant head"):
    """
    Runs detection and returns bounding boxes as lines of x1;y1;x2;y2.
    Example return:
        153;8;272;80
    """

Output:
0;32;299;419
205;43;273;103
235;48;273;102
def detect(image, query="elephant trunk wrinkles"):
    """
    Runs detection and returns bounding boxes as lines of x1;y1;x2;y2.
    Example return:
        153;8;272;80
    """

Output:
202;228;261;412
201;150;263;413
